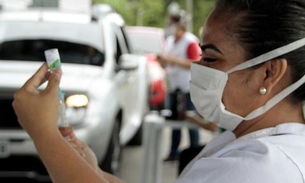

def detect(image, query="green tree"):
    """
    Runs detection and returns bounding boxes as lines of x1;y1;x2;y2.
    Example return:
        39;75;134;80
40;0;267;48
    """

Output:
93;0;216;36
134;0;165;27
93;0;165;27
193;0;215;37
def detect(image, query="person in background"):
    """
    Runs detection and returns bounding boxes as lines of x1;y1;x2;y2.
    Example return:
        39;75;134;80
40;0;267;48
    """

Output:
12;0;305;182
164;14;181;39
158;14;202;161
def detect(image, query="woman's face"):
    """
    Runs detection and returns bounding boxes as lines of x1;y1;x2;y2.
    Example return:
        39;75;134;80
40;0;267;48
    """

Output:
198;11;263;117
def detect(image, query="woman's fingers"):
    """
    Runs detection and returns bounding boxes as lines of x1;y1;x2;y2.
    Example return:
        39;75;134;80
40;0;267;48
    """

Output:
22;63;48;93
44;68;62;96
59;127;85;148
60;128;87;157
59;127;99;168
20;63;62;96
59;126;74;138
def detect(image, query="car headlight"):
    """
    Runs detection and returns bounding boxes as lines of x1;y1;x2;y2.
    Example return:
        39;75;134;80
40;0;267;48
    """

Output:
65;94;89;126
66;94;89;107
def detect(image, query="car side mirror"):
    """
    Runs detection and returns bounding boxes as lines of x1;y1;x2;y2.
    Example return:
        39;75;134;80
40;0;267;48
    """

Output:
118;54;139;71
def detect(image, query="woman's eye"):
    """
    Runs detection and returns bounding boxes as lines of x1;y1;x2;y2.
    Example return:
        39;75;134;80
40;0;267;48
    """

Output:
201;57;216;62
199;54;217;63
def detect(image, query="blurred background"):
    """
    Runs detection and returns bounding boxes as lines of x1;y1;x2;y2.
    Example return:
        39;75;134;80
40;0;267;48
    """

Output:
0;0;216;36
95;0;215;37
0;0;218;183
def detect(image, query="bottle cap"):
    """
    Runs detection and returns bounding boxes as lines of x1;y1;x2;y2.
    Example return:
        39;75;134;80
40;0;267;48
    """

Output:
45;48;61;70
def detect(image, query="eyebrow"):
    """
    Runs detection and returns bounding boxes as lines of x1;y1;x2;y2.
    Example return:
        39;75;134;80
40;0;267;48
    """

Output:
199;43;223;55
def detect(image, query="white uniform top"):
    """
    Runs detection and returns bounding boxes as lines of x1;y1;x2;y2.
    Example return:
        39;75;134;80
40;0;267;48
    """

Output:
165;32;199;93
174;123;305;183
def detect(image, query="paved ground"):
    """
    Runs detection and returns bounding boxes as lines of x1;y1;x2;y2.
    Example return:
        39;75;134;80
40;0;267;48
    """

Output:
119;127;216;183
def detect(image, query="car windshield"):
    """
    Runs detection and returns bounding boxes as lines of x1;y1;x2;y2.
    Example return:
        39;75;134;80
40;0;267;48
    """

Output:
0;39;105;66
0;21;105;66
127;30;163;55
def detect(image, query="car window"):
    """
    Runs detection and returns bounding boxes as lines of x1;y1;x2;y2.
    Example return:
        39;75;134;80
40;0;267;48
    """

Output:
114;25;128;54
121;27;131;53
0;39;105;66
115;36;123;65
126;31;163;55
0;21;104;50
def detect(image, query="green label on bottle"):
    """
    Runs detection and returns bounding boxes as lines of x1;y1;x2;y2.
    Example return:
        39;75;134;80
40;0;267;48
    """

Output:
48;59;61;69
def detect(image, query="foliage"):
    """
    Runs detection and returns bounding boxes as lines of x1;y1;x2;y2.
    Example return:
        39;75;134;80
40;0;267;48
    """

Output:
193;0;216;37
93;0;216;36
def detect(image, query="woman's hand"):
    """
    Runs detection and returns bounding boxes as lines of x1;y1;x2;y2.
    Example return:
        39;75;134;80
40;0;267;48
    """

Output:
158;55;176;64
186;112;218;132
12;63;123;183
12;63;62;139
59;127;100;172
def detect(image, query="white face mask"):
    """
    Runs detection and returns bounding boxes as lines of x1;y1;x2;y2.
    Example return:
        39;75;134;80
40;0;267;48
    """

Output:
190;38;305;131
166;24;177;36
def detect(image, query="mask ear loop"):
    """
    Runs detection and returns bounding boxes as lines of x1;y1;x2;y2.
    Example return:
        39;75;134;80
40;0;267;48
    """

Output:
226;37;305;74
224;37;305;121
244;74;305;120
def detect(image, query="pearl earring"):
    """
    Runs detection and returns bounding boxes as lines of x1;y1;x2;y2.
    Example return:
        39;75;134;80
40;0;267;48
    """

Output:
259;87;267;95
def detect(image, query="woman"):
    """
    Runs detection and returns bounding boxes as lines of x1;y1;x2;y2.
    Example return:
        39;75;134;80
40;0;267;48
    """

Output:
13;0;305;182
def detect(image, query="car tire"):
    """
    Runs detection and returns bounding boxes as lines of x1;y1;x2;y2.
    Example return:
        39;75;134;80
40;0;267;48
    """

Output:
100;119;122;175
127;123;143;146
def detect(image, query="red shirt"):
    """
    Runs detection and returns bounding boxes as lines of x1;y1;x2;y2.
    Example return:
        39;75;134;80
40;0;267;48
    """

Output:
187;42;201;61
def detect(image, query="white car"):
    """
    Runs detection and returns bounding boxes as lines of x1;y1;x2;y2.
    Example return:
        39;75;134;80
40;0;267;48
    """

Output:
125;26;167;111
0;8;149;180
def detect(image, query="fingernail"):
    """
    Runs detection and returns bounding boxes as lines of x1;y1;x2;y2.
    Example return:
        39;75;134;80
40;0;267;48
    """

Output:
64;136;71;141
53;69;62;77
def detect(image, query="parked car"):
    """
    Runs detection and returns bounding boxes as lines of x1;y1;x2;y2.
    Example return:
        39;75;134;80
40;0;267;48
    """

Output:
0;7;149;181
125;26;167;111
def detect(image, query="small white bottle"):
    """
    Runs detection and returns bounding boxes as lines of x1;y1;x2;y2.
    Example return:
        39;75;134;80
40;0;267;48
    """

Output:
45;48;69;127
58;89;69;127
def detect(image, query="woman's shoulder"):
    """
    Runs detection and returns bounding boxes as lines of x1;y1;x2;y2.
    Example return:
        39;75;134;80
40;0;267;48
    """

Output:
221;123;305;156
176;135;304;183
214;128;305;181
218;124;305;166
183;32;199;43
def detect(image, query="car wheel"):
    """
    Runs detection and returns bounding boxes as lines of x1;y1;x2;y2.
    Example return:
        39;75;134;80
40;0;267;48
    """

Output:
127;123;143;146
100;119;122;175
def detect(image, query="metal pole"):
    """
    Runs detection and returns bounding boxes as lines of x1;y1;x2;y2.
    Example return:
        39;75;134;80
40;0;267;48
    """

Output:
186;0;193;32
136;8;144;26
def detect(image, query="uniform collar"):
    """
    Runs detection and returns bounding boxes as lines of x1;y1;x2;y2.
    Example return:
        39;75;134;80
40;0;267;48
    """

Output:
274;122;305;135
203;123;305;157
237;122;305;141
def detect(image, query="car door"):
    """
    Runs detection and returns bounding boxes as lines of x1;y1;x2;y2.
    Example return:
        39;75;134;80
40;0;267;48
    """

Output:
114;25;149;145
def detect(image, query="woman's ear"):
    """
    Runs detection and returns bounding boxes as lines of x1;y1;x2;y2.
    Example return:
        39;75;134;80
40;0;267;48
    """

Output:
262;59;288;95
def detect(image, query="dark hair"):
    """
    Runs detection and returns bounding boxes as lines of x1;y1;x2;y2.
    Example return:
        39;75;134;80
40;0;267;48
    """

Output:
169;14;181;23
168;14;187;31
215;0;305;102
